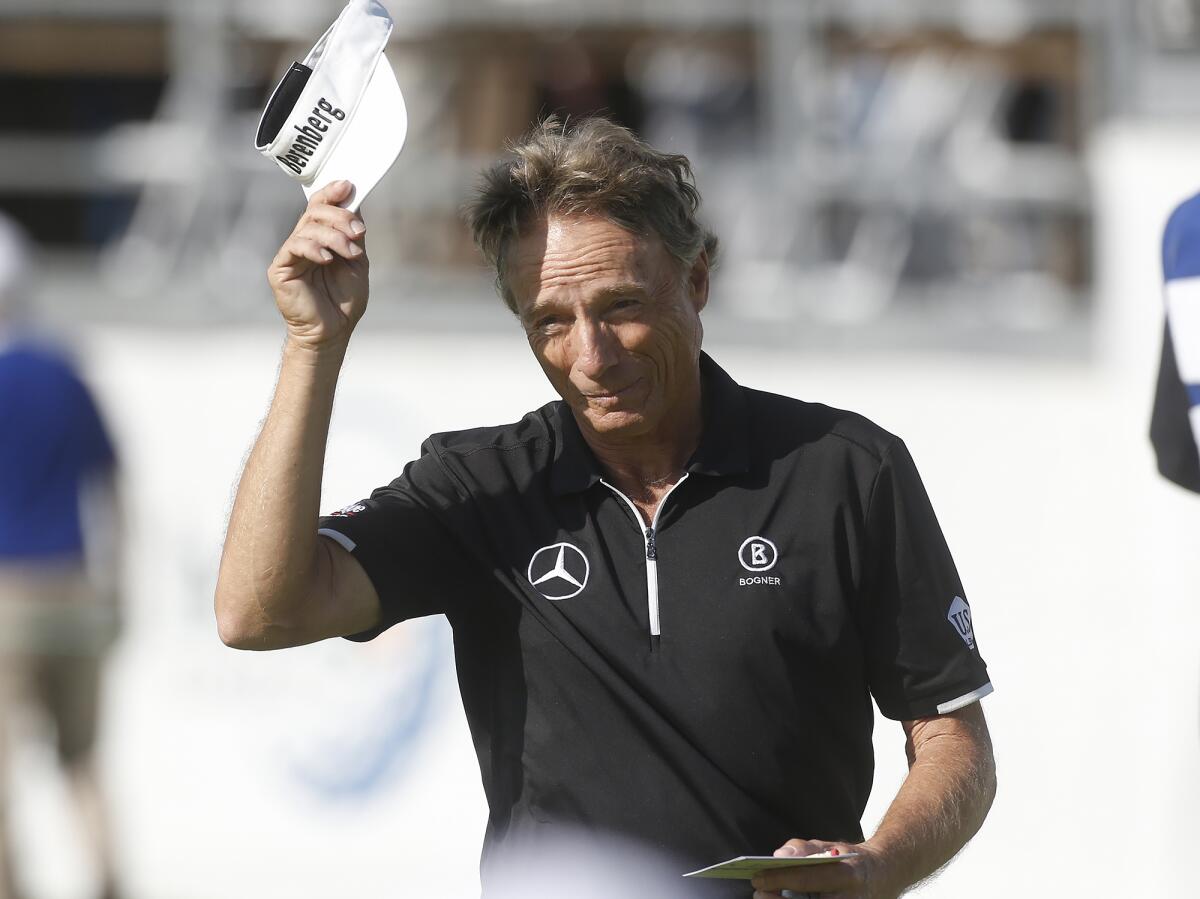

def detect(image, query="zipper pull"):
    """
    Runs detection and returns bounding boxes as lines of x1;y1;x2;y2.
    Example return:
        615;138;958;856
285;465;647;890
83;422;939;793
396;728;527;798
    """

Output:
645;527;657;561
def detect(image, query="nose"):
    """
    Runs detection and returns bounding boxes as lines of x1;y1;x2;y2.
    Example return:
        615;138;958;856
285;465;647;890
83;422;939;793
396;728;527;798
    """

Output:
573;318;619;382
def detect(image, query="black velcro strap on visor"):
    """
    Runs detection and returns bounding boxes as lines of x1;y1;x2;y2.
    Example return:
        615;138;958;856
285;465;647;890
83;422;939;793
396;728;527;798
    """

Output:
256;63;313;148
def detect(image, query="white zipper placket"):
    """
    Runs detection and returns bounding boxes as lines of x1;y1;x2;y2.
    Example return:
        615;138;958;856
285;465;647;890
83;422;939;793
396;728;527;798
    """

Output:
601;474;690;641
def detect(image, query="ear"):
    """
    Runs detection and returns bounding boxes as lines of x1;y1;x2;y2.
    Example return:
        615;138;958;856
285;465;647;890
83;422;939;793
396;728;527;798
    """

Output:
686;249;710;314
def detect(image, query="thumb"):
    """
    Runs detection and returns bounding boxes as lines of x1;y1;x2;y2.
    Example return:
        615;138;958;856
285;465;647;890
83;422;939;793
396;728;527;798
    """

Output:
774;844;799;857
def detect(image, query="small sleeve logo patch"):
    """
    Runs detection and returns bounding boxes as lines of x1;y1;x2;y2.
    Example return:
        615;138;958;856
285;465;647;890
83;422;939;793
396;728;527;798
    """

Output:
947;595;976;650
329;502;367;518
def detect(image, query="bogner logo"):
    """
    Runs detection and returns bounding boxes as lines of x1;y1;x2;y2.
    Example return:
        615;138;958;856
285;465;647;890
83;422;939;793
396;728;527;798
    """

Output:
947;596;976;649
277;97;347;175
738;535;780;586
527;542;590;600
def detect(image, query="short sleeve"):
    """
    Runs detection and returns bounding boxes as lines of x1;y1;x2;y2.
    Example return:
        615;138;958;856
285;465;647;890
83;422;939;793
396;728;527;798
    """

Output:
316;440;487;641
67;374;116;474
859;439;992;720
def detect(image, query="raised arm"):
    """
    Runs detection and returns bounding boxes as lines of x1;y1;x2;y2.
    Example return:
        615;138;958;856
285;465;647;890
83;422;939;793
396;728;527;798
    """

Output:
215;180;380;650
750;702;996;898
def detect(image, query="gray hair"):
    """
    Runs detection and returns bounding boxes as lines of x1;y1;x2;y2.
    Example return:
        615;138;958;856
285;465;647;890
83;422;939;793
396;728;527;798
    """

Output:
465;117;719;312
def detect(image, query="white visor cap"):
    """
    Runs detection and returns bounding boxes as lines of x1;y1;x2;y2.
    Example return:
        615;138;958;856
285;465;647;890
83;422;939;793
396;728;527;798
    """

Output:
255;0;407;212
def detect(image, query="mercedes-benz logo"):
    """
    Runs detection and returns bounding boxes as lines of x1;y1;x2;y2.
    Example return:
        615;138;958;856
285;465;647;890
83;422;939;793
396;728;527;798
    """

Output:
527;542;590;600
738;535;778;572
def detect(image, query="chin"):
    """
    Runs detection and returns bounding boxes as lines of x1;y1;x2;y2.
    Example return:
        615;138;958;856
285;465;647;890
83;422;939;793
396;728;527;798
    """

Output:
580;407;649;436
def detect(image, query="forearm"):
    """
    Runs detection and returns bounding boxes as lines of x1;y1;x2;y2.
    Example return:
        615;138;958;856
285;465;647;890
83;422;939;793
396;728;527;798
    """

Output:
864;708;996;896
215;338;346;646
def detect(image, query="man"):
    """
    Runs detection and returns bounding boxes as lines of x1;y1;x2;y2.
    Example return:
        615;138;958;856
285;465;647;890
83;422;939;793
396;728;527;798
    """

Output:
216;118;996;898
0;213;122;899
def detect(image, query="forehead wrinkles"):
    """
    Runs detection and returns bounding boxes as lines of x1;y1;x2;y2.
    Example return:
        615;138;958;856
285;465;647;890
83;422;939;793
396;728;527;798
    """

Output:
511;217;655;302
538;235;642;289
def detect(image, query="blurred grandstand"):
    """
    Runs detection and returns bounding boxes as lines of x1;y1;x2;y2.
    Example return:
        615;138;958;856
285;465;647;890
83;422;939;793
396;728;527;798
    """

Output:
4;0;1195;351
4;3;1200;899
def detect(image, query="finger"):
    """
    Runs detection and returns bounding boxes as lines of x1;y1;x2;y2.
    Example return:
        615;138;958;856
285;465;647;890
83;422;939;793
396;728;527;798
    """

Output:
301;203;366;240
293;222;364;261
752;844;857;894
751;862;855;895
278;236;335;268
775;839;826;858
308;179;355;207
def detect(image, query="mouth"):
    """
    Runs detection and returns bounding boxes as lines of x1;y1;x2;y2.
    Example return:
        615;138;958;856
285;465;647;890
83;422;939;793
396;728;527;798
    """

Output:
581;378;642;407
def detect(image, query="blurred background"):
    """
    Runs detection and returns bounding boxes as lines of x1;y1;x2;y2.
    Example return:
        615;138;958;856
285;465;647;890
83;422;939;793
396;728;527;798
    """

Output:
0;0;1198;896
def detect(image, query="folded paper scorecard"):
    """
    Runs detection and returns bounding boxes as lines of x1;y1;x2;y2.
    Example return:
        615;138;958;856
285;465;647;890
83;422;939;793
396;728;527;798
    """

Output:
683;852;859;880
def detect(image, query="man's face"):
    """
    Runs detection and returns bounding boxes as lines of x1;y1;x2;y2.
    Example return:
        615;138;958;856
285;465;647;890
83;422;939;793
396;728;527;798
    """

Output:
509;215;709;441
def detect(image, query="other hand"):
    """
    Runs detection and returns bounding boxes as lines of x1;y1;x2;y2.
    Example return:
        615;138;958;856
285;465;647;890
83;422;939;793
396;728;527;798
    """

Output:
267;180;369;352
750;839;895;899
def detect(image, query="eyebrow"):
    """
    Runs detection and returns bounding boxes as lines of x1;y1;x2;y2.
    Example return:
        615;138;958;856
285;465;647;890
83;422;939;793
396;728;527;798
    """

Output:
522;282;648;321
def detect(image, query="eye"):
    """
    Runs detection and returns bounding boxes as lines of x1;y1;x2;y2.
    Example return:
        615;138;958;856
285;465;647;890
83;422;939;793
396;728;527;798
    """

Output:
531;315;565;335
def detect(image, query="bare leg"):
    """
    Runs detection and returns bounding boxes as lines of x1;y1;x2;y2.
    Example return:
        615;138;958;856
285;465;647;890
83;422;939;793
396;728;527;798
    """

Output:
0;666;24;899
0;803;23;899
64;756;119;899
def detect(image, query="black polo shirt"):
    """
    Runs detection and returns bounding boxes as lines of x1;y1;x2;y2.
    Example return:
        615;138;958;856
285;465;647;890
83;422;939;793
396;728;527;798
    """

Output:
316;353;991;895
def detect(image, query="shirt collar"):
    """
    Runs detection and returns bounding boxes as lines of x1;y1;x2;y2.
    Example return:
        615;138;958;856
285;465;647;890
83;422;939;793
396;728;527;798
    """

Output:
549;400;603;496
548;351;750;496
686;352;751;478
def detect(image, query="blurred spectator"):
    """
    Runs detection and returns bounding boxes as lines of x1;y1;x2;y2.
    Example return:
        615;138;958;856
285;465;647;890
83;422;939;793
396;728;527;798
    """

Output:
1152;193;1200;493
0;213;122;899
484;828;693;899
